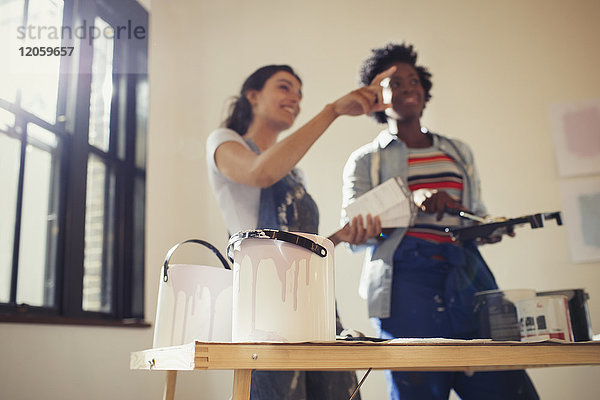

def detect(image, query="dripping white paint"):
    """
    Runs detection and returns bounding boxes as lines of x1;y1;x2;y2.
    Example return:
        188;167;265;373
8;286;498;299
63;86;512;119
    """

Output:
153;264;233;347
230;232;336;342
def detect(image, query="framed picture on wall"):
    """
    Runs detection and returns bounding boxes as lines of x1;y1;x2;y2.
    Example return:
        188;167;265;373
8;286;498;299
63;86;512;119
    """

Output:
560;176;600;263
549;97;600;177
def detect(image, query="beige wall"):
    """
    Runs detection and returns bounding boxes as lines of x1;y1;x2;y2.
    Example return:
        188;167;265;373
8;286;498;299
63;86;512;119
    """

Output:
1;0;599;399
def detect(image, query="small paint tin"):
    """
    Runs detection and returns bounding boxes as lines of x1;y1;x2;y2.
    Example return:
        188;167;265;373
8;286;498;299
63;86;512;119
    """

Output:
474;289;536;341
516;295;574;342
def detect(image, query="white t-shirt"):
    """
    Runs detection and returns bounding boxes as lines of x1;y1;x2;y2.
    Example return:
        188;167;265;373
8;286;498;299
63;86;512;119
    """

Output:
206;128;262;234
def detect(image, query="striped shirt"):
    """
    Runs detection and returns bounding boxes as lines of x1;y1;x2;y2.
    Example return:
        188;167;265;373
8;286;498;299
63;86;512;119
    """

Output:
406;148;463;243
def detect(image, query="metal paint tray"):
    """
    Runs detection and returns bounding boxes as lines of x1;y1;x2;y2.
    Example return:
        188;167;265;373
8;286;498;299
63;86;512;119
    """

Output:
445;211;562;242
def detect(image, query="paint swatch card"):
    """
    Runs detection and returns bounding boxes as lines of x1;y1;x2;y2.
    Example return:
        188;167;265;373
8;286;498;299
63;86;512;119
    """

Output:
344;177;413;228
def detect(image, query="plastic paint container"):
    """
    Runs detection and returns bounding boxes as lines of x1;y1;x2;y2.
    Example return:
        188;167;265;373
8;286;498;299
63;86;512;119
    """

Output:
153;240;233;348
228;230;336;343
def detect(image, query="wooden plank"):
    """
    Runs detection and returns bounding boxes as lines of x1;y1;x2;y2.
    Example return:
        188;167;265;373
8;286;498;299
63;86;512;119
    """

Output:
130;342;196;371
130;341;600;400
131;341;600;372
191;341;600;372
232;369;252;400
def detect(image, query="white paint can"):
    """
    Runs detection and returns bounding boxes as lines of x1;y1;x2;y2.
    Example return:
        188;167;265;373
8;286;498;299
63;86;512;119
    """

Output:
227;230;336;342
516;295;574;342
152;240;233;348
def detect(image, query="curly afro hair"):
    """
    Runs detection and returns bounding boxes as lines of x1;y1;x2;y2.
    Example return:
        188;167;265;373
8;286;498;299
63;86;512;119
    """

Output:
359;43;433;124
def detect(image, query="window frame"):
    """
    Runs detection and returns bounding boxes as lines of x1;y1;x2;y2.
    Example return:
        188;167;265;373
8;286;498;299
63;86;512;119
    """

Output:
0;0;149;327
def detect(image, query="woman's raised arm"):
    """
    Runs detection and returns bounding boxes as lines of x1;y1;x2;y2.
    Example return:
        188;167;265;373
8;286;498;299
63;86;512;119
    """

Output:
214;67;396;188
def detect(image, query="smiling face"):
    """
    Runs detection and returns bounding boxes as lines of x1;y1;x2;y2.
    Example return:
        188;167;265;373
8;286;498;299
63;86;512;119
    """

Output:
383;62;425;122
246;71;303;132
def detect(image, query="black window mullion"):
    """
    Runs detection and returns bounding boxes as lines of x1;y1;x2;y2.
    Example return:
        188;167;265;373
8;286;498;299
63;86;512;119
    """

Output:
99;38;120;316
114;162;127;319
56;0;75;132
52;132;72;313
117;72;138;319
9;121;27;305
61;1;95;316
61;142;89;317
101;158;112;314
42;135;62;308
108;71;124;319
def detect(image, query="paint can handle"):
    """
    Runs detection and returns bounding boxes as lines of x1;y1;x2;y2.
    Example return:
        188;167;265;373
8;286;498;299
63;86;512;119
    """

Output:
226;229;328;263
162;239;231;282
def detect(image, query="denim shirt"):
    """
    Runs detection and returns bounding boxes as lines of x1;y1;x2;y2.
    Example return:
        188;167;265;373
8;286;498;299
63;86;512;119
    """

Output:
341;129;487;318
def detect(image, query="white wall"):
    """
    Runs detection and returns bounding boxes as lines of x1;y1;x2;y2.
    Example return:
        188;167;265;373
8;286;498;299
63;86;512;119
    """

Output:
2;0;599;399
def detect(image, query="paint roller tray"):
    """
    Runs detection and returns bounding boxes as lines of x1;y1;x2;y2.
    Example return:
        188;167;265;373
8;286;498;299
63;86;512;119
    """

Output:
445;211;562;242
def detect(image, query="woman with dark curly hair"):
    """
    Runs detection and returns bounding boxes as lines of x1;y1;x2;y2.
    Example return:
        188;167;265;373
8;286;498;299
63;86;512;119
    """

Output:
207;64;393;399
342;43;539;399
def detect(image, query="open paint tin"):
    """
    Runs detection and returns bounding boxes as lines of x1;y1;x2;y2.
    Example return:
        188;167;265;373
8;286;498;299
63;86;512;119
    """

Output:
227;229;336;342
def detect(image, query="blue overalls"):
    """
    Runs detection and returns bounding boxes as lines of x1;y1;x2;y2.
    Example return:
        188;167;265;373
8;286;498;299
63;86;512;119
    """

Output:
372;236;539;400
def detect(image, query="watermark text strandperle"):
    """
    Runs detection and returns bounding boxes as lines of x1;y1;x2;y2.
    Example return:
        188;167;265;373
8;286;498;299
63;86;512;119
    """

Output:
16;19;146;46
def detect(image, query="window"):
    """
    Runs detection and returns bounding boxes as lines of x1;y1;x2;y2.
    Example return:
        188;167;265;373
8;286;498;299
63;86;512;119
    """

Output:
0;0;148;325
